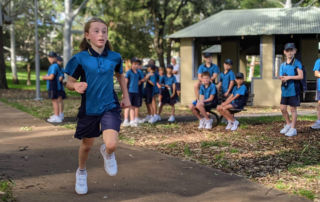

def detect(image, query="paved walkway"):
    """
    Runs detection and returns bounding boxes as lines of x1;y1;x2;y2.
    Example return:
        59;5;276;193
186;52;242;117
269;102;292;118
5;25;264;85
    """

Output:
0;101;309;202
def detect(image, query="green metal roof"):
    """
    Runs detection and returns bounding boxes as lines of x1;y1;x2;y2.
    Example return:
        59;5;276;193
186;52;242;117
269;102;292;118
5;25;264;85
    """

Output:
169;7;320;38
203;45;221;53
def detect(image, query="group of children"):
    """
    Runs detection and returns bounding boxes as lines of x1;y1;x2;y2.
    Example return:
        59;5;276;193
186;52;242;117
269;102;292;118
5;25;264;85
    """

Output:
122;58;179;127
42;51;66;123
190;53;247;131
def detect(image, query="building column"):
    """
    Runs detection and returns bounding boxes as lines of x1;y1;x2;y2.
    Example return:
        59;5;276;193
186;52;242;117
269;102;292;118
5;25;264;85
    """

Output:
180;38;198;105
300;38;318;80
252;35;281;106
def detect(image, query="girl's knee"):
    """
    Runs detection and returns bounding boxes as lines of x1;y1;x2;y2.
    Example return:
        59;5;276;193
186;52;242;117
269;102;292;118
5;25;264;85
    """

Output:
81;142;93;152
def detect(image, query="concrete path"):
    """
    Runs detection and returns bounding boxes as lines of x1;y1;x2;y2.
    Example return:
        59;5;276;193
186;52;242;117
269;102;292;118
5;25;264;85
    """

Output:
0;101;309;202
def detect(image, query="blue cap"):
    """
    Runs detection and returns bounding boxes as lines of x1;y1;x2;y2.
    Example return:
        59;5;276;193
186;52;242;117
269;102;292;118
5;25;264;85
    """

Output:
203;52;213;58
48;51;57;58
235;72;244;79
131;57;141;64
284;43;296;50
224;58;233;65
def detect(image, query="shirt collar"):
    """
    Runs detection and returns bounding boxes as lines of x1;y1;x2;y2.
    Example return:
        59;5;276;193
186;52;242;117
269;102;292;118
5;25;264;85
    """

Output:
286;58;295;65
87;46;108;57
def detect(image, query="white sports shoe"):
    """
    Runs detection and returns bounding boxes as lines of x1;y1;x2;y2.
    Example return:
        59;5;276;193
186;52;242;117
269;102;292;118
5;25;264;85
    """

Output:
231;120;239;131
148;116;157;124
198;119;205;129
155;114;161;121
122;119;130;127
130;120;138;127
75;168;88;195
204;119;213;129
136;118;145;124
144;115;151;122
225;121;233;130
47;115;62;123
59;113;64;121
100;144;118;176
285;128;297;137
311;121;320;129
280;124;291;134
168;115;175;122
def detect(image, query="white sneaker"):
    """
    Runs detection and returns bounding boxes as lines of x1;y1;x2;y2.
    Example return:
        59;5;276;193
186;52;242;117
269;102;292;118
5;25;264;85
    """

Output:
75;168;88;195
204;119;213;129
231;120;239;131
168;115;175;122
311;121;320;129
155;114;161;121
148;116;157;124
280;124;291;134
100;144;118;176
226;121;233;130
136;118;145;124
285;128;297;137
130;120;138;127
198;119;205;129
47;115;62;123
144;115;151;122
122;119;130;127
59;113;64;121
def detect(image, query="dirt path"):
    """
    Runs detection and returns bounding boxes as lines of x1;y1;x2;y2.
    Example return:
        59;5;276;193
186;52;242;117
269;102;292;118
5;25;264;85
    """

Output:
0;101;309;202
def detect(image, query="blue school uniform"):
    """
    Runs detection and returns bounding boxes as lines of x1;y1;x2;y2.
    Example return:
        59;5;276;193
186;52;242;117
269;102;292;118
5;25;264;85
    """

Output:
313;59;320;90
46;63;60;91
138;69;145;97
57;67;66;99
220;70;235;94
150;72;159;95
198;63;220;78
160;75;177;105
160;75;176;87
231;84;247;109
192;83;218;110
125;69;142;93
65;47;122;116
279;59;302;97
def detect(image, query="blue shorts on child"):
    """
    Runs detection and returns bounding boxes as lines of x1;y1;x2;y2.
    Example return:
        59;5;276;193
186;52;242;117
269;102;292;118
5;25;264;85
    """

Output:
280;95;300;107
129;92;142;107
192;100;217;111
161;87;178;105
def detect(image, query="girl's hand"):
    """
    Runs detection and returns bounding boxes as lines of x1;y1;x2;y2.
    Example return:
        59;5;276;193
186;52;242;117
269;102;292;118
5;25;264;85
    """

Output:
224;92;229;97
120;96;131;108
280;76;289;82
74;82;88;94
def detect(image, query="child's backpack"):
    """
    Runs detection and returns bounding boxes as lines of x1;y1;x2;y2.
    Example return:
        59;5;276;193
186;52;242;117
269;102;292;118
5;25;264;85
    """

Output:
294;61;307;94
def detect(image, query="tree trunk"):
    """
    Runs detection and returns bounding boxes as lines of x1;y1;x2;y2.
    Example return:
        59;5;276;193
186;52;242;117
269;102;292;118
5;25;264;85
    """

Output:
0;25;8;89
10;21;18;84
285;0;292;8
63;0;72;66
26;62;31;86
166;38;172;65
248;56;256;81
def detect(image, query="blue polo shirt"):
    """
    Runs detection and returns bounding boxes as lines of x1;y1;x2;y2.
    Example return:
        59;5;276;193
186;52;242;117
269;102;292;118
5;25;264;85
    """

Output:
160;75;176;88
151;72;159;95
231;84;247;105
125;69;142;93
58;67;65;91
46;63;60;91
198;63;220;78
200;83;216;100
279;59;302;97
313;59;320;91
65;47;123;116
220;70;235;94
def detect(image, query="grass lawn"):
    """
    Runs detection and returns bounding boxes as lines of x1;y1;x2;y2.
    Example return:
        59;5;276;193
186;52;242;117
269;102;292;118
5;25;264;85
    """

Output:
1;69;320;200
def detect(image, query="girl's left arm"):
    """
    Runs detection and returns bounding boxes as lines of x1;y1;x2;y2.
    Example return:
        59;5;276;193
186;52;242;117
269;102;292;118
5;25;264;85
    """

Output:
115;73;131;108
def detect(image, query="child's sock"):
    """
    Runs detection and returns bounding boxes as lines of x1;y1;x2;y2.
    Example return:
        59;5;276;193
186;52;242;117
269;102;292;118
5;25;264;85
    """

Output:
78;168;87;175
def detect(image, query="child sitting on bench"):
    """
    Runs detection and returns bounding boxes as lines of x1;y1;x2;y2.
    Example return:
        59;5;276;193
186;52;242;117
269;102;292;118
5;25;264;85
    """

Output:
189;72;218;129
217;72;247;131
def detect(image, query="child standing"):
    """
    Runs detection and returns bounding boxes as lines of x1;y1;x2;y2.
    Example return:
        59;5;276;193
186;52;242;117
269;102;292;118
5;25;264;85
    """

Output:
158;67;165;107
144;65;157;123
217;72;247;131
42;51;62;123
311;58;320;129
189;72;217;129
279;43;303;137
56;55;66;121
194;52;219;99
65;18;130;195
123;58;144;127
158;65;178;122
217;59;235;100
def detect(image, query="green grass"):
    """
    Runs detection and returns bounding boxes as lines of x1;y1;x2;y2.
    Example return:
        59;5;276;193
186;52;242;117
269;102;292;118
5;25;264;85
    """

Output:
295;189;315;200
201;141;230;148
184;144;192;156
119;135;135;145
0;98;41;118
0;180;15;202
167;142;178;149
239;115;317;126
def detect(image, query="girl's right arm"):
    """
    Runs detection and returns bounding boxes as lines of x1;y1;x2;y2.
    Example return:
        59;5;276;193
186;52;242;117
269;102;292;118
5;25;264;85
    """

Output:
66;76;87;94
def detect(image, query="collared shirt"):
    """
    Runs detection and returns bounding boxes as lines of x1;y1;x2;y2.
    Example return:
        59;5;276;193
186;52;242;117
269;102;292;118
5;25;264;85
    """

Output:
46;63;60;91
231;84;247;105
279;58;302;97
200;83;216;100
125;69;143;93
313;58;320;91
151;72;159;94
160;75;176;88
198;63;220;78
219;70;235;94
65;47;123;115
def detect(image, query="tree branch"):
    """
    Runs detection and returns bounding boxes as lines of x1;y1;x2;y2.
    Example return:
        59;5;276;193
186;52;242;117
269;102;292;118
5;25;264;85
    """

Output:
276;0;285;7
307;0;318;7
294;0;305;6
171;0;189;21
72;0;89;18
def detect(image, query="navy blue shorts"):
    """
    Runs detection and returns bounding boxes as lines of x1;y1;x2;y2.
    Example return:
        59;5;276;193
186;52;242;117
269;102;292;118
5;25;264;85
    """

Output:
48;90;59;99
161;88;178;105
231;102;245;110
129;92;142;107
74;107;122;139
280;96;300;107
58;90;66;99
144;86;154;104
192;100;217;111
316;90;320;101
